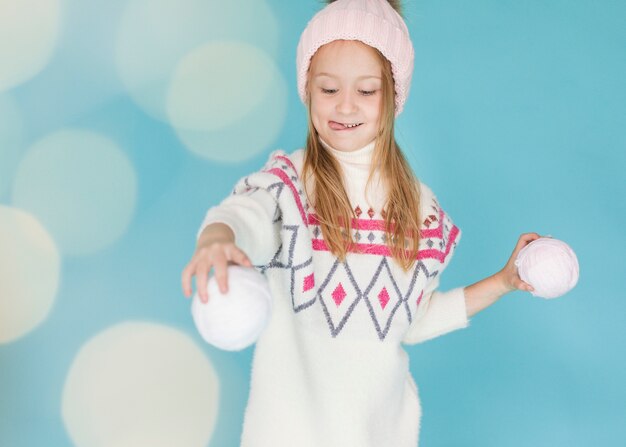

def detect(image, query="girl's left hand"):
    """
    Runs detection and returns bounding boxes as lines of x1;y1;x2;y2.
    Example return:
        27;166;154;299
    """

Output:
497;232;544;293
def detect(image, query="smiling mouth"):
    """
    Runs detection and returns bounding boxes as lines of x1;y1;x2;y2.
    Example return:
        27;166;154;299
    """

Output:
329;121;363;129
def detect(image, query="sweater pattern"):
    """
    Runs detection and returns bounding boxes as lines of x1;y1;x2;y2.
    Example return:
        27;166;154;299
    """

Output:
229;150;460;341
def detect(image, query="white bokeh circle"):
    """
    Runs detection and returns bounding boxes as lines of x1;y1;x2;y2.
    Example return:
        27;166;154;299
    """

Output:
0;205;60;343
11;129;137;256
115;0;278;123
167;42;288;162
0;94;25;197
0;0;62;92
168;42;275;132
62;322;219;447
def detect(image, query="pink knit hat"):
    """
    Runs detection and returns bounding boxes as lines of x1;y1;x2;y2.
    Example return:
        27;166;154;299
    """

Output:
296;0;414;117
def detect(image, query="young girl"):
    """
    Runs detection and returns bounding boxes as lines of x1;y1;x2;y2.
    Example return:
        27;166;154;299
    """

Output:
182;0;542;445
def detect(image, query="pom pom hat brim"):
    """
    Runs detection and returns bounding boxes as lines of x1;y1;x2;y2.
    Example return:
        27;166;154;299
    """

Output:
297;0;415;117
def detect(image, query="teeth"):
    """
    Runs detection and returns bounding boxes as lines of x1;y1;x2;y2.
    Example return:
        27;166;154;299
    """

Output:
343;123;361;128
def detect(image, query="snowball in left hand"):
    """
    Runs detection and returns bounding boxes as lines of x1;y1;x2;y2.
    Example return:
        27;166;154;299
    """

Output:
514;237;579;299
191;265;272;351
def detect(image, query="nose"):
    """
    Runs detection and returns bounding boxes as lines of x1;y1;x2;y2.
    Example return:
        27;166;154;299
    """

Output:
336;89;358;115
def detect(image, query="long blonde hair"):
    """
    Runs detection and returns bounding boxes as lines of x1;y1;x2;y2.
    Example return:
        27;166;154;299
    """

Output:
301;45;422;271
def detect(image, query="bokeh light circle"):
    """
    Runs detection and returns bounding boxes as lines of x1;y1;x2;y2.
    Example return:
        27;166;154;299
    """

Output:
0;0;62;92
167;41;288;162
115;0;279;123
0;205;60;343
62;321;219;447
0;94;25;197
11;129;137;256
168;42;275;131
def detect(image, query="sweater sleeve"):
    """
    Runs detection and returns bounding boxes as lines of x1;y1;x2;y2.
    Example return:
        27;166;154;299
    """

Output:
196;187;281;267
401;277;469;345
402;188;469;345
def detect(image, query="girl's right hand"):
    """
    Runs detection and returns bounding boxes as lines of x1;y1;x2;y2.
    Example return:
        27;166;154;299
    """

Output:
181;242;253;303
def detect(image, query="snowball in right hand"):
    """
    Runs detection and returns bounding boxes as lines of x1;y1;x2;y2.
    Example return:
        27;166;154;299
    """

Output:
514;237;579;299
191;265;272;351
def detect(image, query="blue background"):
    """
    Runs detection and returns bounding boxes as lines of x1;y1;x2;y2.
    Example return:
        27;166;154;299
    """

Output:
1;0;624;446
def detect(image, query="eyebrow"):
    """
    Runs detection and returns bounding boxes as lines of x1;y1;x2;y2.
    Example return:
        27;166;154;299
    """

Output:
314;72;381;80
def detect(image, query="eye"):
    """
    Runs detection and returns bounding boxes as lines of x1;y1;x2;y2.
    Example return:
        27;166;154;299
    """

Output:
321;88;337;94
359;90;377;96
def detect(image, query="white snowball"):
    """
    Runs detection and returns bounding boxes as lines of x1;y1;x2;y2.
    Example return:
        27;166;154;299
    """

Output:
11;129;137;256
515;237;579;299
62;322;219;447
0;0;62;91
0;205;60;343
192;265;272;351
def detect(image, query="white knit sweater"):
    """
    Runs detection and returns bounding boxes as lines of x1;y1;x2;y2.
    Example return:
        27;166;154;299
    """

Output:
196;138;470;447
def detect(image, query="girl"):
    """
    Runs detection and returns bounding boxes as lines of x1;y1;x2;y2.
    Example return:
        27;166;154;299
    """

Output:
182;0;542;445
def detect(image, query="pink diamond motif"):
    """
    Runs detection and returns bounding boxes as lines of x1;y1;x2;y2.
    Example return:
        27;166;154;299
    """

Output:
378;287;390;310
331;283;347;306
303;273;315;292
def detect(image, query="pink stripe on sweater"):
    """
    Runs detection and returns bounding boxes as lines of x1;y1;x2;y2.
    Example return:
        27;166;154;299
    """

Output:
308;208;447;237
275;155;299;174
309;214;388;231
265;167;308;226
311;222;460;263
312;239;391;256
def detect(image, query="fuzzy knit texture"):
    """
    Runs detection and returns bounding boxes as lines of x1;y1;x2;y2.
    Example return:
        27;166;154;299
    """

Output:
296;0;414;117
196;139;470;447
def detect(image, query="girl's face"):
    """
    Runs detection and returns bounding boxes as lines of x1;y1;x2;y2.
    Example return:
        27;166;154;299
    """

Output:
308;40;383;153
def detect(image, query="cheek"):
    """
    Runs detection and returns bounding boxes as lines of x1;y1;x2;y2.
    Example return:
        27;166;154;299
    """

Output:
310;98;328;120
367;99;383;120
371;96;383;112
309;104;323;130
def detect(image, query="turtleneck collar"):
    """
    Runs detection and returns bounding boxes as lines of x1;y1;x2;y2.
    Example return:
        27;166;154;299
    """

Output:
318;136;376;172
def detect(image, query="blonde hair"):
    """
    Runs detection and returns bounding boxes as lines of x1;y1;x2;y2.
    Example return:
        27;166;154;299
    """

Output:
302;45;422;271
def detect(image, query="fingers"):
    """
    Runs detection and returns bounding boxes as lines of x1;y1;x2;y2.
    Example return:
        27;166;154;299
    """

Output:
500;233;548;294
188;256;226;304
517;279;535;292
213;246;252;293
196;261;212;303
181;264;193;298
181;243;254;303
509;232;540;257
513;234;540;293
518;232;541;246
213;256;229;295
230;246;253;267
